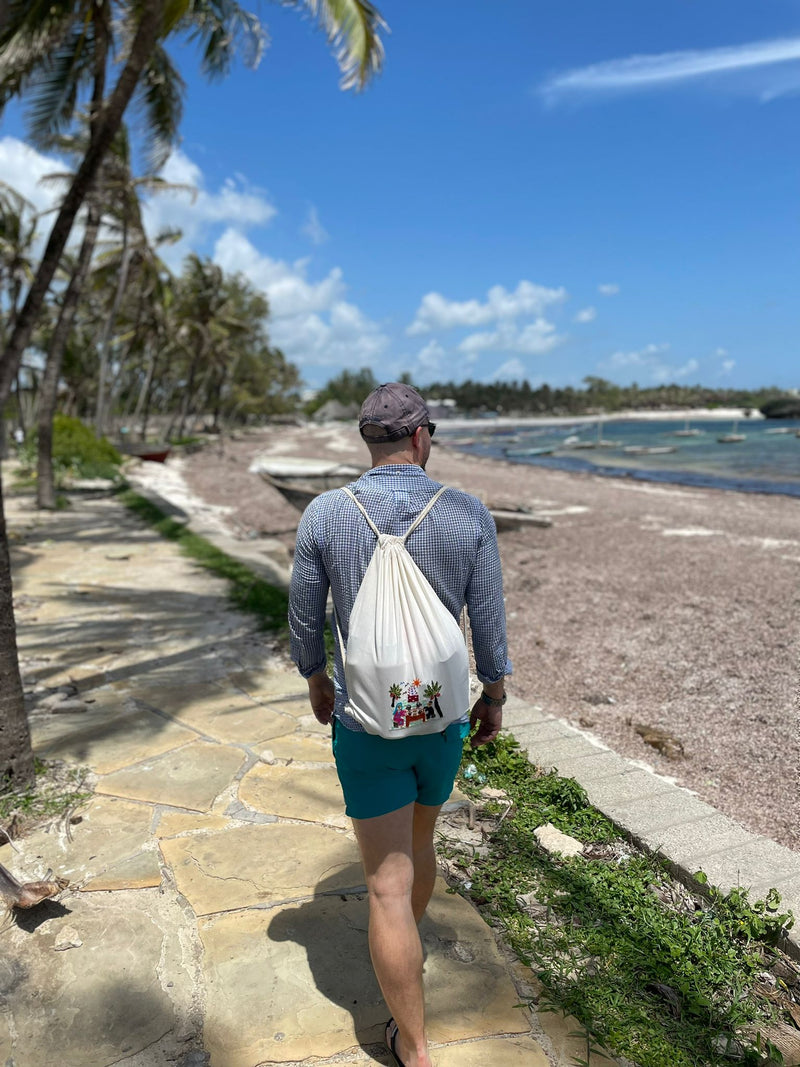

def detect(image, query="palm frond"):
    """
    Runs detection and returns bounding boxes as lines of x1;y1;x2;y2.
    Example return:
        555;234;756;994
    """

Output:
297;0;387;90
180;2;268;80
136;43;185;170
26;24;97;144
0;6;75;109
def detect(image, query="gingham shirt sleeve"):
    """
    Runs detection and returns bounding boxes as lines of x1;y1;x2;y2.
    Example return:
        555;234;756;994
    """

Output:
467;504;511;685
289;500;330;678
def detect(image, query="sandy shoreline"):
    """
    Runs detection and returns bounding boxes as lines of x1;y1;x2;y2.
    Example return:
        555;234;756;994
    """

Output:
179;425;799;852
436;407;764;430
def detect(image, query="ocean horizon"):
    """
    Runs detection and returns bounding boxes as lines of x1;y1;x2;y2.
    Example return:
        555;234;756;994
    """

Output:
439;415;800;499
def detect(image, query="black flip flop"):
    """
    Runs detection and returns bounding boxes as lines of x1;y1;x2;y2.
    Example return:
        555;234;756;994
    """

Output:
384;1017;407;1067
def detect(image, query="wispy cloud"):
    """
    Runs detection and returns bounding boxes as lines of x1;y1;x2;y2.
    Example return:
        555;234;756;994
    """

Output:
541;36;800;102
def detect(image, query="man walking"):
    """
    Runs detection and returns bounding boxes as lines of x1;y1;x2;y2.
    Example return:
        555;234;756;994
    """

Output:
289;383;510;1067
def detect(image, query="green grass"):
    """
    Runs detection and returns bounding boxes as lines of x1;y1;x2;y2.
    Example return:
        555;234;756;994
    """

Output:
0;759;91;835
117;488;290;635
449;734;795;1067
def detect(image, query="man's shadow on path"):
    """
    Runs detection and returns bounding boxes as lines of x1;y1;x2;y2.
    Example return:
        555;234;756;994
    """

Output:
267;862;462;1065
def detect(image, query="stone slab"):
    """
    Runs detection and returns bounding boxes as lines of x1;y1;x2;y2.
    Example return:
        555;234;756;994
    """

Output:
239;763;344;823
30;694;197;775
690;838;800;895
132;682;297;746
422;882;530;1044
160;822;361;915
517;733;604;771
434;1036;550;1066
199;879;527;1067
510;719;575;749
95;740;245;811
582;769;678;812
635;813;755;867
609;788;721;838
225;668;310;703
0;893;178;1067
261;731;335;764
501;699;552;729
545;749;636;784
155;811;230;838
0;795;159;889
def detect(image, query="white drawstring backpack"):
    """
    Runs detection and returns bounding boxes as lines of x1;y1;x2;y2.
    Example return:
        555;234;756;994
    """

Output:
336;486;470;739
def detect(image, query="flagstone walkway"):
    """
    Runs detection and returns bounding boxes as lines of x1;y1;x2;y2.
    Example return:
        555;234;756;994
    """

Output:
1;483;605;1067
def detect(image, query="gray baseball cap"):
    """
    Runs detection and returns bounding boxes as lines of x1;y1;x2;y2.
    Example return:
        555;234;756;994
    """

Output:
359;382;430;443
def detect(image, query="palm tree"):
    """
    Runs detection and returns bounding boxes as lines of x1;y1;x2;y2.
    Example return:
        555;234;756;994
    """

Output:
0;0;388;789
0;183;38;445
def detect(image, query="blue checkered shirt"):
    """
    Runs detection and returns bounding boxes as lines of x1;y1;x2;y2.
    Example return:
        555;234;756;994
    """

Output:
289;464;510;730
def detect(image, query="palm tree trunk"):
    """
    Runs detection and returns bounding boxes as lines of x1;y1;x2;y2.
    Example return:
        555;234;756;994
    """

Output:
0;0;164;792
95;233;133;436
0;0;164;410
37;205;101;509
0;462;35;789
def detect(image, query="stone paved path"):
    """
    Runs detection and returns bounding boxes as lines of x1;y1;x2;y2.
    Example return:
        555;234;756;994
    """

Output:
1;484;605;1067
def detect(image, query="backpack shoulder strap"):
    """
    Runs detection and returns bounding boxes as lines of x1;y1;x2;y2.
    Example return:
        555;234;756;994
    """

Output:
341;484;448;543
340;486;382;538
402;486;447;542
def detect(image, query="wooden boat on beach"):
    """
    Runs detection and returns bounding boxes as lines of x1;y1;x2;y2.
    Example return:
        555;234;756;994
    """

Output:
254;460;553;531
118;441;172;463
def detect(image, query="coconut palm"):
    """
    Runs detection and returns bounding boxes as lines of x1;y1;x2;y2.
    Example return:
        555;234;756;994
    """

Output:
0;0;387;788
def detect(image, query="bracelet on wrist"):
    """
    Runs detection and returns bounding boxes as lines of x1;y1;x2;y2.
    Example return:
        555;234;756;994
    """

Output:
480;690;506;707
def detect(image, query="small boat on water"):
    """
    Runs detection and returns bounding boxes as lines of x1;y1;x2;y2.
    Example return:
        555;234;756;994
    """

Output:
504;446;555;457
718;421;746;444
673;418;703;437
764;427;794;434
622;445;678;455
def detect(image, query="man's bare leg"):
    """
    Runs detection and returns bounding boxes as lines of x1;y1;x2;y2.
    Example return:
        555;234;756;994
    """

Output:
411;802;442;923
353;801;442;1067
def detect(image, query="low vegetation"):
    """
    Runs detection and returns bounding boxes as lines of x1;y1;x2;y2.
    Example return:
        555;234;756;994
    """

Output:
445;734;797;1067
0;759;91;840
15;415;122;486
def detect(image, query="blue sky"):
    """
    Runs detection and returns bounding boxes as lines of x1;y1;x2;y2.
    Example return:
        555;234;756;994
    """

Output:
2;0;800;392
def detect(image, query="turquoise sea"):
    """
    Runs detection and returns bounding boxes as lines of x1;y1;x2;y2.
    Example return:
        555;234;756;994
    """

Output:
438;417;800;498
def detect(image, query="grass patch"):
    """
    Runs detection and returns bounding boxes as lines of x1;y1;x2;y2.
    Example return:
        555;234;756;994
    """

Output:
445;734;796;1067
117;488;290;635
0;760;91;840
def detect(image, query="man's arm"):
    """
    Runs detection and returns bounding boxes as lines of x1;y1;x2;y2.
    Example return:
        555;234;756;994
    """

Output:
289;503;331;689
465;504;511;748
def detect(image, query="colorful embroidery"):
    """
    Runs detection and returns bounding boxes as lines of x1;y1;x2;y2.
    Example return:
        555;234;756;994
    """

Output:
389;679;444;729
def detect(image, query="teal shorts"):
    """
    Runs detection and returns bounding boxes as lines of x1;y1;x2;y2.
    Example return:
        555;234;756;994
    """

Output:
331;718;470;820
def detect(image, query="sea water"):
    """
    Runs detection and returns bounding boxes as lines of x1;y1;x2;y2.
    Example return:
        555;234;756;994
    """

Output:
438;418;800;498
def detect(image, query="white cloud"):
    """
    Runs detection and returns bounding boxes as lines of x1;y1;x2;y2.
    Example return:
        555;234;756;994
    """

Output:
407;280;567;335
598;283;620;296
601;343;700;383
458;318;562;356
0;137;65;217
301;205;329;245
144;149;276;268
714;347;728;357
720;359;736;375
415;339;447;374
489;358;527;382
541;36;800;102
212;228;388;372
214;229;345;317
574;306;597;323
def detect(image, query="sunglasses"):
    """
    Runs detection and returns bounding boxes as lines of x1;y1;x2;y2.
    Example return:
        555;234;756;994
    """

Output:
424;422;436;438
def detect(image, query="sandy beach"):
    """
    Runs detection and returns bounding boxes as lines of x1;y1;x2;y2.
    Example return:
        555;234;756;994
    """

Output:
178;423;800;852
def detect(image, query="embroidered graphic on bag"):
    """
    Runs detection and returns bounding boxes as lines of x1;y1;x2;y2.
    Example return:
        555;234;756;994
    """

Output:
389;679;445;730
335;486;470;739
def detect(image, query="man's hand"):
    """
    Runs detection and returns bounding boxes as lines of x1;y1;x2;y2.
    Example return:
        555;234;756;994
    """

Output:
307;672;335;726
469;697;502;749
